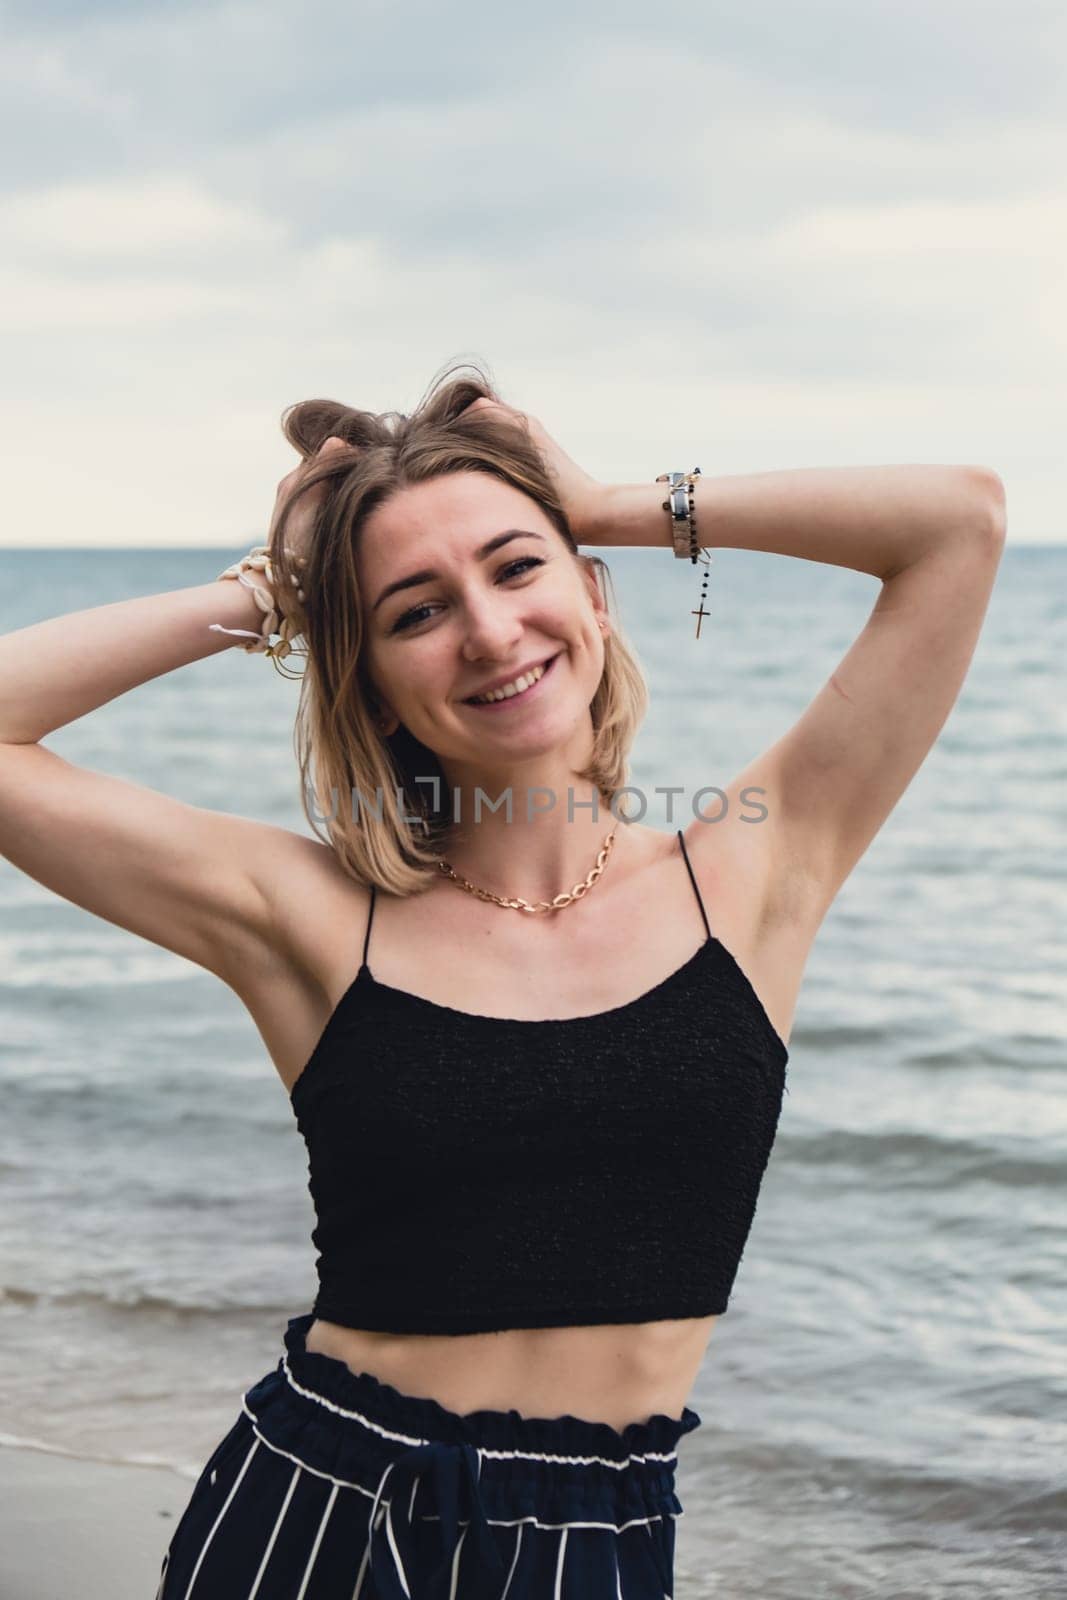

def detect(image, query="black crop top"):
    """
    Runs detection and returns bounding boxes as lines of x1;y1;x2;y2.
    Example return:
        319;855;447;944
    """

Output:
289;830;789;1335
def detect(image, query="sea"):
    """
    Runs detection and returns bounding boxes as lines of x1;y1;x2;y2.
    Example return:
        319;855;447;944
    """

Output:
1;543;1064;1599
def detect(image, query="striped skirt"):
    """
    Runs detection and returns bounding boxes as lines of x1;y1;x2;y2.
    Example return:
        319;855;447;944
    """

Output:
154;1310;702;1599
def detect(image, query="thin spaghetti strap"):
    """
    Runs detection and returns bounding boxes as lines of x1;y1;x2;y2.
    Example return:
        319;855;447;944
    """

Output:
361;884;376;969
676;829;713;942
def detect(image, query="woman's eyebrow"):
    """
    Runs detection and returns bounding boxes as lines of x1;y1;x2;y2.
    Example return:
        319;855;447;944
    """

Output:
372;529;547;613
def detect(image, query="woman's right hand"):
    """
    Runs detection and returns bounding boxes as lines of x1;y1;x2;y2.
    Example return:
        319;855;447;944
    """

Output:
268;435;351;564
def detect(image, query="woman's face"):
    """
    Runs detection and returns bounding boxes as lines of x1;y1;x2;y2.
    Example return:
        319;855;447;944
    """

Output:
358;471;608;770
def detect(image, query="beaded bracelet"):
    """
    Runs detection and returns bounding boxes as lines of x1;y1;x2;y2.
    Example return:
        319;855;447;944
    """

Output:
208;544;307;660
655;467;713;638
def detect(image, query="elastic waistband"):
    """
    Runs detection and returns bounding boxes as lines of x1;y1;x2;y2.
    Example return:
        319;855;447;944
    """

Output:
241;1311;702;1531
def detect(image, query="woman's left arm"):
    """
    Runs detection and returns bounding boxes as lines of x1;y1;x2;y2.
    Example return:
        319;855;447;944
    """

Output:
586;463;1002;578
589;464;1008;922
464;397;1007;921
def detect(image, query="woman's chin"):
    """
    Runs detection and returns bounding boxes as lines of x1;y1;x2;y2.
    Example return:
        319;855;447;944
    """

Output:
443;712;584;770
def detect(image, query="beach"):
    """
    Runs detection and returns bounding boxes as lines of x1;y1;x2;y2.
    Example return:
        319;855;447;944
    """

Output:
0;1444;189;1599
2;545;1064;1598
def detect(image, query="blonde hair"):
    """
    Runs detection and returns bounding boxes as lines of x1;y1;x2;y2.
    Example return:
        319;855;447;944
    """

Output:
266;357;649;895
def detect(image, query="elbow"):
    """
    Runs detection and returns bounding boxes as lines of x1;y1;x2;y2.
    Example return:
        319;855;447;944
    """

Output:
961;465;1007;546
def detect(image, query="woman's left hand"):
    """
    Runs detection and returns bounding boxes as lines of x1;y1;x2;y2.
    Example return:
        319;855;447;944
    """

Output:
461;397;603;544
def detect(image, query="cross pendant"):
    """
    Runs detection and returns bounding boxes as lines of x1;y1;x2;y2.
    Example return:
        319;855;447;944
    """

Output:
691;601;709;639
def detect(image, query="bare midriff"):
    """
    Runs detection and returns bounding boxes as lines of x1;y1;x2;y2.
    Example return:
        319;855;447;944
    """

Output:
303;1313;719;1431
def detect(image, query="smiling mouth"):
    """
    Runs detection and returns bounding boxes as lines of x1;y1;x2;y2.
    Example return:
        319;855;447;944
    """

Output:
463;653;560;708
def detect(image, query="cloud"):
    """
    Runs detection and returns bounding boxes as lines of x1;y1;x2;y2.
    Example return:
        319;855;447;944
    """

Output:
0;176;287;260
0;4;1063;542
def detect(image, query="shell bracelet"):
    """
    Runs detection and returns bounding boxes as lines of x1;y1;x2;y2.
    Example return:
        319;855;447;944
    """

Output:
208;544;307;659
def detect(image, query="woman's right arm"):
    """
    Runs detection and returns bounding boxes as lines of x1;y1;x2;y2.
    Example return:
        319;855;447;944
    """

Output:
0;575;307;989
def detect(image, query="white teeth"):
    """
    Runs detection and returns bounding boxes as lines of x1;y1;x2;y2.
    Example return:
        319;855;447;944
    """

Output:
469;661;547;704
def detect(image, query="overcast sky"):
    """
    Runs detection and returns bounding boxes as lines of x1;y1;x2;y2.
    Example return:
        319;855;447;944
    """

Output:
2;0;1064;546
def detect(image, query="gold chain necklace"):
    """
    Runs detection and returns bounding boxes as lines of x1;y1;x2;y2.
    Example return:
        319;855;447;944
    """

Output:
435;825;619;915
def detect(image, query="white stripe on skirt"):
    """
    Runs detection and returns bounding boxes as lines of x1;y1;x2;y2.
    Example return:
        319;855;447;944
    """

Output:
554;1527;569;1600
247;1462;301;1599
180;1437;259;1600
295;1479;339;1600
501;1523;524;1600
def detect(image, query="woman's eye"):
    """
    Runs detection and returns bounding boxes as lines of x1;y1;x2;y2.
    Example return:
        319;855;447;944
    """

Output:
500;556;545;580
389;604;436;633
389;556;545;634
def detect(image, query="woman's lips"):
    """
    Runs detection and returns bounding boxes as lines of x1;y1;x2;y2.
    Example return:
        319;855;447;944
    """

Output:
462;653;559;711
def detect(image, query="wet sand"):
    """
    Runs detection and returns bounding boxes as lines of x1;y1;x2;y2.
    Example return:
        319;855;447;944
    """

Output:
0;1444;190;1599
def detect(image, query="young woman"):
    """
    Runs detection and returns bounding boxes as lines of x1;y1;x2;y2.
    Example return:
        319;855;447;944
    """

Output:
0;363;1006;1598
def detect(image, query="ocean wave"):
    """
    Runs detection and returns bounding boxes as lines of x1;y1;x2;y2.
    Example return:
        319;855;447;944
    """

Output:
0;1284;299;1317
0;1432;200;1481
775;1127;1066;1189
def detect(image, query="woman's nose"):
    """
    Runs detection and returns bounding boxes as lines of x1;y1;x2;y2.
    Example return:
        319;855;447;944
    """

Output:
459;598;524;660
